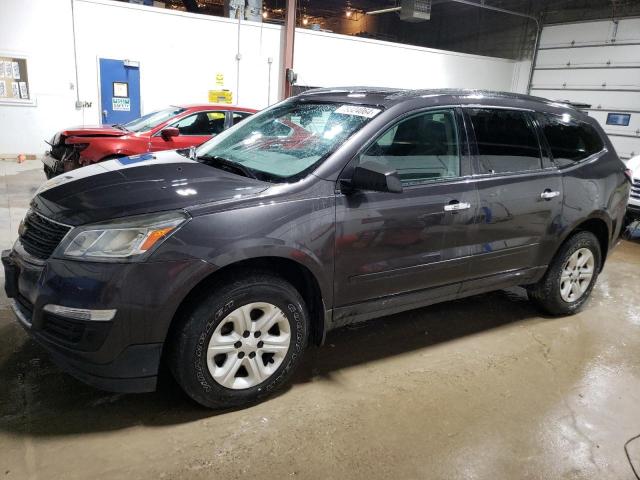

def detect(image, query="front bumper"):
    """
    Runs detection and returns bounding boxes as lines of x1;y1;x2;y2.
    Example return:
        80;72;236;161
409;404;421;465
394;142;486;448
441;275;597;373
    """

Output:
2;247;214;393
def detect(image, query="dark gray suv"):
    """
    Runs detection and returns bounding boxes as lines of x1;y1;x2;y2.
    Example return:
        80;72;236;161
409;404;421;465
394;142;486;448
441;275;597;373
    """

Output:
2;88;630;408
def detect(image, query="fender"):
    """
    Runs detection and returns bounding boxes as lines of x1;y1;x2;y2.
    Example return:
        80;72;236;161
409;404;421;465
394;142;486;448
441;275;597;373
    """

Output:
206;242;333;308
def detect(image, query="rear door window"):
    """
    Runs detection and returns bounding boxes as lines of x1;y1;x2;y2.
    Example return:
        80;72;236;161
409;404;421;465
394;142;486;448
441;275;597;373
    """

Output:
466;108;543;174
359;109;461;185
537;113;604;167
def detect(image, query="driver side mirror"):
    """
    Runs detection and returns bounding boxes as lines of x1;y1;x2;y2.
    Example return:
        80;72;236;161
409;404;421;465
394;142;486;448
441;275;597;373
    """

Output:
161;127;180;141
341;161;403;194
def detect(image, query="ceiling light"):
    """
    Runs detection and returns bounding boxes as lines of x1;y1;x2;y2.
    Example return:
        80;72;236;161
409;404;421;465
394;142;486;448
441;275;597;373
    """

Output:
346;9;352;17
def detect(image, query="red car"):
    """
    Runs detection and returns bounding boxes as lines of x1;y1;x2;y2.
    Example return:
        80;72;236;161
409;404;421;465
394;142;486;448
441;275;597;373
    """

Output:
42;104;257;178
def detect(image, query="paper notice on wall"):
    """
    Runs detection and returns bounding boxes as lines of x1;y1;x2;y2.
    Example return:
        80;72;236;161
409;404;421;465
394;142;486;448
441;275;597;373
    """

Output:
3;62;12;79
12;62;20;80
112;97;130;111
215;72;224;86
0;81;6;97
18;82;28;99
11;82;19;98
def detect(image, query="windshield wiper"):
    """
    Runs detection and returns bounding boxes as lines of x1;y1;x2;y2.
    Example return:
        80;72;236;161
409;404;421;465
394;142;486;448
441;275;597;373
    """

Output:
197;155;258;179
112;124;130;131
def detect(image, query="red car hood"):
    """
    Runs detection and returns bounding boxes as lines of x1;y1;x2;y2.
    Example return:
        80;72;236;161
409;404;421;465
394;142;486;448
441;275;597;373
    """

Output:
59;125;127;137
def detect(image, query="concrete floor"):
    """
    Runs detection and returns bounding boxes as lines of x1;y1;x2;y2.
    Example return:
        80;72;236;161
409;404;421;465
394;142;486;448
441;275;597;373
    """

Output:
1;161;640;479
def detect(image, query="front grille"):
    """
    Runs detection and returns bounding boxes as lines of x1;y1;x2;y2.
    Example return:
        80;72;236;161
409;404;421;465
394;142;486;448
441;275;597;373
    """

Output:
19;210;71;260
632;180;640;200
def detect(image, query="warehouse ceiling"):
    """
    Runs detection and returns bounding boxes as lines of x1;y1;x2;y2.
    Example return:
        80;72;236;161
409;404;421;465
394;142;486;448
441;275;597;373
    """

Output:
130;0;640;59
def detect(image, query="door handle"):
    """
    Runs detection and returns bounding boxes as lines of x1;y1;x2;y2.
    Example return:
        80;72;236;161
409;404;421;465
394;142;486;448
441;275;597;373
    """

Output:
540;189;560;200
102;109;108;118
444;201;471;212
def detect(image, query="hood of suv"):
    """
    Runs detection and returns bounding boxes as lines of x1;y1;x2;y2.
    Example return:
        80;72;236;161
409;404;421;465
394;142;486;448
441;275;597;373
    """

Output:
32;150;269;225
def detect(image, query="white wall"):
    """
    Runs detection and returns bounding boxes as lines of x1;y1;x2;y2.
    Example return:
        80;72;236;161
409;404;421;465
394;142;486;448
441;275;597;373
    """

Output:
530;18;640;159
510;60;533;94
0;0;524;156
294;29;520;91
72;0;282;124
0;0;83;156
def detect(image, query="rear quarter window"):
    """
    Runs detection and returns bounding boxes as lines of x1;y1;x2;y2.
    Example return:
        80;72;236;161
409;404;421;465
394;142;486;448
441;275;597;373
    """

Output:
537;113;604;167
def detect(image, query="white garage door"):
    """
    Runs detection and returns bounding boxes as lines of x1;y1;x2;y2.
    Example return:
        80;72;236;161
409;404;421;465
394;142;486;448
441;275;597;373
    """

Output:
530;18;640;160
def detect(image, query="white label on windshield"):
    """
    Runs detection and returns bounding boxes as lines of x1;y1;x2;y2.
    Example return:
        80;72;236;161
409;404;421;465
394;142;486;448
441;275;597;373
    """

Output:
335;105;381;118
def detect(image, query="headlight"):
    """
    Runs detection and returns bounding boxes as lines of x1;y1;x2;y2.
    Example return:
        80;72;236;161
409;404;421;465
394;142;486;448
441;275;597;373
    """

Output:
57;211;189;261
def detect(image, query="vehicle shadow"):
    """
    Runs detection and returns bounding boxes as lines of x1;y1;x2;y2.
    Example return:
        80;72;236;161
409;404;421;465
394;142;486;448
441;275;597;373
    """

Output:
0;287;546;437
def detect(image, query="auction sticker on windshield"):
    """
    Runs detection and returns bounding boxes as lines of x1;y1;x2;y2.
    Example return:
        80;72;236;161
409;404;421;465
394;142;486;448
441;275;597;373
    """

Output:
335;105;381;118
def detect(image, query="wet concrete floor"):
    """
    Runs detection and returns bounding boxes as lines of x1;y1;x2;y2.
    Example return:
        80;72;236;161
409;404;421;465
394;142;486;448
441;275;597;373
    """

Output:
1;161;640;479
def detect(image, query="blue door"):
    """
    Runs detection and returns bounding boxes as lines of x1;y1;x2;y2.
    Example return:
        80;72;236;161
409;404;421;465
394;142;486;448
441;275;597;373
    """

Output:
99;58;141;125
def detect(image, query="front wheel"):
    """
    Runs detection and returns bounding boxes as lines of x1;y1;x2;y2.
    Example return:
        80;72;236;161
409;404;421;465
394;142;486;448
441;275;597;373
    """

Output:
168;272;309;409
527;231;601;315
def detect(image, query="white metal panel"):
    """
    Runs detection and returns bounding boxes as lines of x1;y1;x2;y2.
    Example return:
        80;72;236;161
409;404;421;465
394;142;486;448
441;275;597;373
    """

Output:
539;21;615;47
530;89;640;110
540;18;640;48
535;45;640;68
601;136;638;159
615;18;640;42
531;67;640;89
606;135;639;160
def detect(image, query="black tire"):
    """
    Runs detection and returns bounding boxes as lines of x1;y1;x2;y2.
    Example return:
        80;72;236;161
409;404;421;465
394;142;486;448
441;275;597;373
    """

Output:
168;271;309;409
527;231;602;316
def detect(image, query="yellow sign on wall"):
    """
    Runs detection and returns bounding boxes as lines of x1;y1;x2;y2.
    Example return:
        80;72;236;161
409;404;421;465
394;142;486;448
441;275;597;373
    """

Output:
208;89;233;104
215;72;224;86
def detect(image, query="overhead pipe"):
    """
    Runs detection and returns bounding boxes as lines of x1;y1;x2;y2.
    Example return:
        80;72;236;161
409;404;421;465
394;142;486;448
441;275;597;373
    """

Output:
366;7;402;15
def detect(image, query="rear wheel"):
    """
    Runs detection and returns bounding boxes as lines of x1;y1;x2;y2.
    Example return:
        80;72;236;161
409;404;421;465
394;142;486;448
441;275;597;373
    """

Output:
527;231;601;315
168;272;309;409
